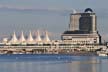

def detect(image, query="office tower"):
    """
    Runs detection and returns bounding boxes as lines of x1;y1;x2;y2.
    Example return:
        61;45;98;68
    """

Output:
61;8;101;44
69;8;97;33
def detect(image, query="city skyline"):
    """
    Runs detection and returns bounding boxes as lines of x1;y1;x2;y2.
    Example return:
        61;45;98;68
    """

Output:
0;0;108;41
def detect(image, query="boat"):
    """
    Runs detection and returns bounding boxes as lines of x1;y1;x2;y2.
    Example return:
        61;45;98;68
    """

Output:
97;49;108;56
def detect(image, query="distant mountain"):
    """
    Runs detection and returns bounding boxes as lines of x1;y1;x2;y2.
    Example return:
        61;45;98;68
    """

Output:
0;6;72;16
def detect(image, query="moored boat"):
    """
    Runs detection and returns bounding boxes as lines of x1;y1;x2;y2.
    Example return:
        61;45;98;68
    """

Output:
97;49;108;56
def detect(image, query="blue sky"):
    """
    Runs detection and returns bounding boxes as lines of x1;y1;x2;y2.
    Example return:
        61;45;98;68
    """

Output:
0;0;108;40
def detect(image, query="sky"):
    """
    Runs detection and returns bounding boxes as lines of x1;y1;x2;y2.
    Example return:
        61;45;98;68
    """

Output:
0;0;108;41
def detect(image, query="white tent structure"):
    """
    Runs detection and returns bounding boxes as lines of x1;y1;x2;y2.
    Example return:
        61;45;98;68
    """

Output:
43;31;50;42
9;31;18;43
35;30;42;42
19;31;26;43
27;31;34;43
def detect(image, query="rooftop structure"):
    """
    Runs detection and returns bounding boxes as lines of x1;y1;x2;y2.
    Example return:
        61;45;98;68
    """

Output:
9;31;18;43
35;30;42;42
19;31;26;42
3;30;50;44
27;31;34;43
43;31;50;42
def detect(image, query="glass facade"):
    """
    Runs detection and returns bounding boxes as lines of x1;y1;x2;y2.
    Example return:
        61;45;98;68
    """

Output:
79;15;92;33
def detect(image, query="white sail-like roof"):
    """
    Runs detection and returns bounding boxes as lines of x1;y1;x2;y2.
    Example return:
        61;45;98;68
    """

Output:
43;31;50;42
10;31;18;43
35;30;42;42
27;31;34;42
19;31;26;42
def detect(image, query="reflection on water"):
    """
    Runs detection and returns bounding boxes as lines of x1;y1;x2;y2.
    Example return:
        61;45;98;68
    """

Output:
0;56;108;72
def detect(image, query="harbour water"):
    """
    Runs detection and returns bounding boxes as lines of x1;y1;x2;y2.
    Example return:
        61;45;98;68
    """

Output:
0;54;108;72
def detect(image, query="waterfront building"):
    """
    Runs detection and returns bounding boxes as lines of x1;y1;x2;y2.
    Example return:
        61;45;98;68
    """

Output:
0;8;105;54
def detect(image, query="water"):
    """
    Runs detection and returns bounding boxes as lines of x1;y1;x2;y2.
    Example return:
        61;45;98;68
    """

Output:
0;54;107;72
